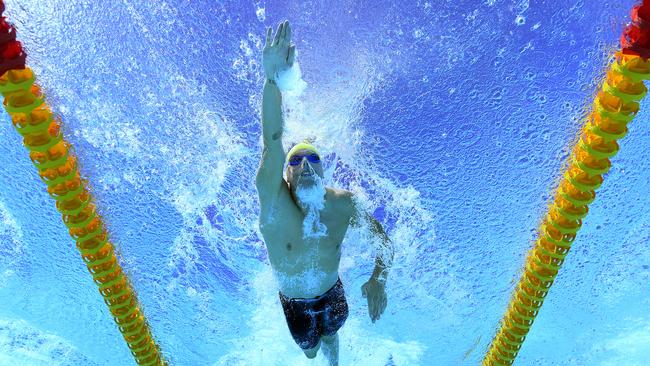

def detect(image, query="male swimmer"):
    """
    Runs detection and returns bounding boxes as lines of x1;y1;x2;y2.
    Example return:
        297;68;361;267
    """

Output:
255;20;395;366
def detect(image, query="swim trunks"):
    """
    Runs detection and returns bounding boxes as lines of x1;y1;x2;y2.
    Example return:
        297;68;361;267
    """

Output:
279;277;349;350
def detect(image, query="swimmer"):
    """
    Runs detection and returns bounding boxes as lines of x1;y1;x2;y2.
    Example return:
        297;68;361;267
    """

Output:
255;20;395;366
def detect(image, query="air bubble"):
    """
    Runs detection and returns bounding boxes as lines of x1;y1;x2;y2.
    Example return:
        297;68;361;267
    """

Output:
515;15;526;26
255;5;265;22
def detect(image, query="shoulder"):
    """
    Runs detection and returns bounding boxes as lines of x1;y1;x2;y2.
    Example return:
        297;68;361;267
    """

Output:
326;187;353;203
326;187;358;219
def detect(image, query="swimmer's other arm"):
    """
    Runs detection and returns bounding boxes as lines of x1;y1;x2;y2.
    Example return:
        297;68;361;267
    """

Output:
347;195;393;323
367;215;394;285
348;196;395;284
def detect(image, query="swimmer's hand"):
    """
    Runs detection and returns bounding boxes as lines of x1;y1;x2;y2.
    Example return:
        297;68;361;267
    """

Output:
263;20;296;81
362;278;387;323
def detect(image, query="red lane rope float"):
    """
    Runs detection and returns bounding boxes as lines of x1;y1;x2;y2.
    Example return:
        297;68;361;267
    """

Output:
483;1;650;365
0;2;167;365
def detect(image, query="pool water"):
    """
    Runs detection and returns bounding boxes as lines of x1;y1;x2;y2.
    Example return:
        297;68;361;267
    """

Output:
0;1;649;365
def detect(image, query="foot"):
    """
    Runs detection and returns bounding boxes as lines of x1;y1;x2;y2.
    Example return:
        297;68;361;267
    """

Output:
303;340;321;359
320;333;339;366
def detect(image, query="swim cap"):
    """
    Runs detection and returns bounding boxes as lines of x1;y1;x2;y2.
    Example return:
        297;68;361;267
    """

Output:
286;142;319;164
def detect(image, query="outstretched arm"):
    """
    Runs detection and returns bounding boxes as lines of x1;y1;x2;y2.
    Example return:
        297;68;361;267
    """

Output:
261;20;295;145
256;21;296;210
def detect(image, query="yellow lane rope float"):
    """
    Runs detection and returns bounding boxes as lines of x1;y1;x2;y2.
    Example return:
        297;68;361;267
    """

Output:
0;2;167;365
483;1;650;365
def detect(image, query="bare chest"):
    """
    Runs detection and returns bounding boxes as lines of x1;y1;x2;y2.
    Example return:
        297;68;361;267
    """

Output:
258;186;354;297
261;211;349;297
261;205;349;270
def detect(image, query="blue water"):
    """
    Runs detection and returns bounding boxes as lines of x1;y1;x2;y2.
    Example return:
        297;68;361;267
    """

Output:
0;0;649;365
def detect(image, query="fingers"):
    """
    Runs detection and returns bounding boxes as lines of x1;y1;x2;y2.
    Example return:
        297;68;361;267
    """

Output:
278;20;290;48
364;282;387;323
373;302;379;322
280;20;287;42
264;27;272;47
267;20;291;50
273;21;283;46
284;21;292;44
287;45;296;66
369;296;377;322
369;294;387;323
374;298;381;321
373;300;381;322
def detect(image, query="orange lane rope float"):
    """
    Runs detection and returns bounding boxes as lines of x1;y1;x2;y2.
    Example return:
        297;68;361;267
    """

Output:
0;2;166;365
483;1;650;365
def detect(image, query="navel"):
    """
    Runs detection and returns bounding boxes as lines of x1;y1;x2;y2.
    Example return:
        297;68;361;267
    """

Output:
286;242;292;251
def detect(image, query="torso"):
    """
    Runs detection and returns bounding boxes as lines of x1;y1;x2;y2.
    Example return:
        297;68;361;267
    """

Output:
259;183;353;298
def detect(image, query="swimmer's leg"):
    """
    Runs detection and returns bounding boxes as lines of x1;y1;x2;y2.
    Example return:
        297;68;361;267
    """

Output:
303;338;321;359
320;332;339;366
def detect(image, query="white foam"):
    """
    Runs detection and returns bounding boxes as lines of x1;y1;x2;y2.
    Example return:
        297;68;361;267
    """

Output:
214;269;425;366
280;44;383;169
579;318;650;366
295;174;328;239
0;318;89;366
276;61;308;97
0;200;25;289
274;267;333;299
